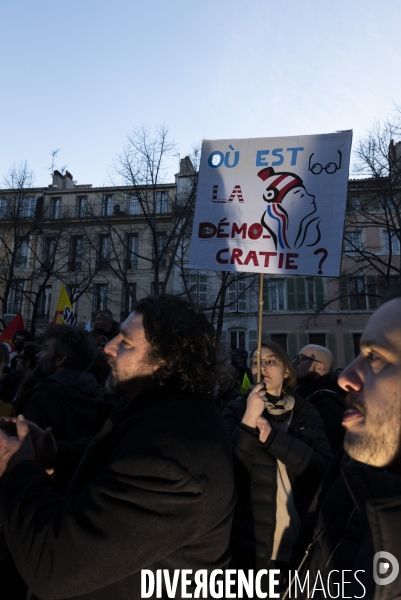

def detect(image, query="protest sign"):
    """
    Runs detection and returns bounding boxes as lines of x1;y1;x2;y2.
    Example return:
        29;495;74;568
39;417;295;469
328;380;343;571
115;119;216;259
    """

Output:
189;131;352;277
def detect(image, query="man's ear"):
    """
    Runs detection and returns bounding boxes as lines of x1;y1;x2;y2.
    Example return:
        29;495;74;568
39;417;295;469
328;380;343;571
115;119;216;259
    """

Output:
55;354;67;368
316;362;326;374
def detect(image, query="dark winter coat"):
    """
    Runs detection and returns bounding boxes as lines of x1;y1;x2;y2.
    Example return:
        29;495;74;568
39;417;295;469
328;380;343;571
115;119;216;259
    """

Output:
294;450;401;600
92;320;120;342
0;386;235;600
221;393;333;569
14;370;100;441
296;373;346;452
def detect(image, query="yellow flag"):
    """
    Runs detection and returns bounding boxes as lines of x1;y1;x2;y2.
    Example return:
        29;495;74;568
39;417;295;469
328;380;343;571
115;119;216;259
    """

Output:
52;285;77;326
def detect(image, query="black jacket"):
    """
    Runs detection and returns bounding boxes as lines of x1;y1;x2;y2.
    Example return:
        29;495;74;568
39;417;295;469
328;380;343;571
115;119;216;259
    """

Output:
14;370;100;441
221;394;333;569
296;373;346;452
0;387;235;600
295;451;401;600
92;320;120;342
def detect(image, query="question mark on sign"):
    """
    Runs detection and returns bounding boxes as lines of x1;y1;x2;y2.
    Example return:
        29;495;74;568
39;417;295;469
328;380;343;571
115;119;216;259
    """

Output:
314;248;328;274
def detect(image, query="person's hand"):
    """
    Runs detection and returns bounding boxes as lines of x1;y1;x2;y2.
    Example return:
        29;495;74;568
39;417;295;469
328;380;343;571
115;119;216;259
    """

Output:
257;416;272;443
27;420;57;471
94;335;108;348
0;417;57;472
0;414;34;476
241;382;266;428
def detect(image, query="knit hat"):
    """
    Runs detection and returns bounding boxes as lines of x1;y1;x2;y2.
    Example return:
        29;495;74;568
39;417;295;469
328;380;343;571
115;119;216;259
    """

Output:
258;167;304;204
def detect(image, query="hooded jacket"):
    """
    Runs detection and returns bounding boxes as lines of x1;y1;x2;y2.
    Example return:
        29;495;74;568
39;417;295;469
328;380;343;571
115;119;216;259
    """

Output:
294;451;401;600
296;372;346;452
17;370;100;441
221;393;333;569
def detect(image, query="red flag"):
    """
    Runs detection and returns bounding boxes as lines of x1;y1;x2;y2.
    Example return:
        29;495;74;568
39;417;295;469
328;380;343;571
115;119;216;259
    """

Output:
0;312;25;352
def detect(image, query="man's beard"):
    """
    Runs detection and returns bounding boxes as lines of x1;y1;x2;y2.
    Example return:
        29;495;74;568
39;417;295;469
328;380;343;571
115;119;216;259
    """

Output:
33;357;57;380
344;393;401;468
105;358;155;399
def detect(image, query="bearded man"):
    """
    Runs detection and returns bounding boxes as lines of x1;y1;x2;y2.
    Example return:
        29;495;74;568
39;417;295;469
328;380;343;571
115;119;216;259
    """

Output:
290;281;401;600
14;324;99;441
0;295;235;600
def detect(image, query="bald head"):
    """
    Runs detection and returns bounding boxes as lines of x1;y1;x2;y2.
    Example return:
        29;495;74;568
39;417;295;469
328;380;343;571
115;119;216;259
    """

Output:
293;344;334;384
301;345;333;372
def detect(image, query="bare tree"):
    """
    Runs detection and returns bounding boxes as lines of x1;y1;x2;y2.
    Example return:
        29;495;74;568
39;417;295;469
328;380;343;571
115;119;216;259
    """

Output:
84;126;198;313
0;162;100;336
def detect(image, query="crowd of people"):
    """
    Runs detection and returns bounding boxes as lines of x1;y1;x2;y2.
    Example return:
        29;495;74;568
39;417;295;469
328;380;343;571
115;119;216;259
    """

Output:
0;286;400;599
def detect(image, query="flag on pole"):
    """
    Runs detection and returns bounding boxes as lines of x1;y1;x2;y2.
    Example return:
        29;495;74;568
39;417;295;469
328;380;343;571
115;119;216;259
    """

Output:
52;285;77;326
0;312;25;352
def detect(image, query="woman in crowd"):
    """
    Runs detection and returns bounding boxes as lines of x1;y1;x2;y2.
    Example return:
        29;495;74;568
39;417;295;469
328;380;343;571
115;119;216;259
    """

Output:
222;341;332;579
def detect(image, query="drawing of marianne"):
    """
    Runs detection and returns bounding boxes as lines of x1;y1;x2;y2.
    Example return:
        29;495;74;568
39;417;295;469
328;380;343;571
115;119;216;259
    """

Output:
258;167;321;250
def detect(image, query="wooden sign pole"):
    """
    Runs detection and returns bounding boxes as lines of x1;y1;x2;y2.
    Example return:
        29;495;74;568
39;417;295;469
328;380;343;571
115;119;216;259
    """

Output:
257;273;264;383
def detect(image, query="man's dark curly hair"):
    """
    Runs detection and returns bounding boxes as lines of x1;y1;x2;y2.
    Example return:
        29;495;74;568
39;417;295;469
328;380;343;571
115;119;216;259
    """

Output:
41;324;97;371
134;294;217;396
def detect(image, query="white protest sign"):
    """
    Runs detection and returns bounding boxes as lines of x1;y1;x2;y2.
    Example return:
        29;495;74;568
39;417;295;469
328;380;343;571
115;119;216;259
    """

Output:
188;131;352;276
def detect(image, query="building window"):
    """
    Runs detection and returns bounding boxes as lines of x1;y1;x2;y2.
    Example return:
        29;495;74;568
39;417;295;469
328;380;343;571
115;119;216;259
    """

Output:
21;197;36;218
349;277;367;310
75;196;87;218
343;229;363;254
271;333;288;351
15;239;29;267
265;279;285;311
38;286;52;319
151;281;165;295
353;333;362;358
42;237;57;269
69;236;84;271
0;198;9;218
128;194;142;215
125;233;138;269
7;280;25;313
381;229;400;255
102;194;114;216
154;232;167;268
340;275;378;311
155;191;169;214
93;284;108;315
346;197;359;212
97;235;110;269
264;277;325;312
227;277;248;313
187;272;208;308
309;333;326;346
121;283;137;321
50;197;61;219
230;330;246;350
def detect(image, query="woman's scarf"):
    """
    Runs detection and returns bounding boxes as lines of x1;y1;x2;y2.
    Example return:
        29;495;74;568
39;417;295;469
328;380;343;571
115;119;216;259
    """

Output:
263;391;295;421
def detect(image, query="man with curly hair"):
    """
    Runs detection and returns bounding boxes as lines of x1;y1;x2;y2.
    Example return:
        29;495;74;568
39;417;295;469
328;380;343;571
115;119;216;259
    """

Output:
0;295;235;600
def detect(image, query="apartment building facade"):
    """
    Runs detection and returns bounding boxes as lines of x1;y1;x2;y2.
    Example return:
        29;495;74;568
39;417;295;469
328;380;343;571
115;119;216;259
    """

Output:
0;163;398;369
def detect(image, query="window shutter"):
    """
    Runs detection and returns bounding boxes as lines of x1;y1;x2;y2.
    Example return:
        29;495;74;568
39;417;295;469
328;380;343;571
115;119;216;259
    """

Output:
227;282;236;313
343;333;355;365
366;275;378;310
315;277;325;311
298;333;309;350
287;333;298;360
248;329;257;354
263;277;269;312
296;277;306;310
287;278;296;310
340;276;350;310
238;279;247;312
326;333;338;370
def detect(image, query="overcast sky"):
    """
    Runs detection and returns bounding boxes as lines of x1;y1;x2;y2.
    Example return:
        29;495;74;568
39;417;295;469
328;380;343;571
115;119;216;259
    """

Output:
1;0;401;187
